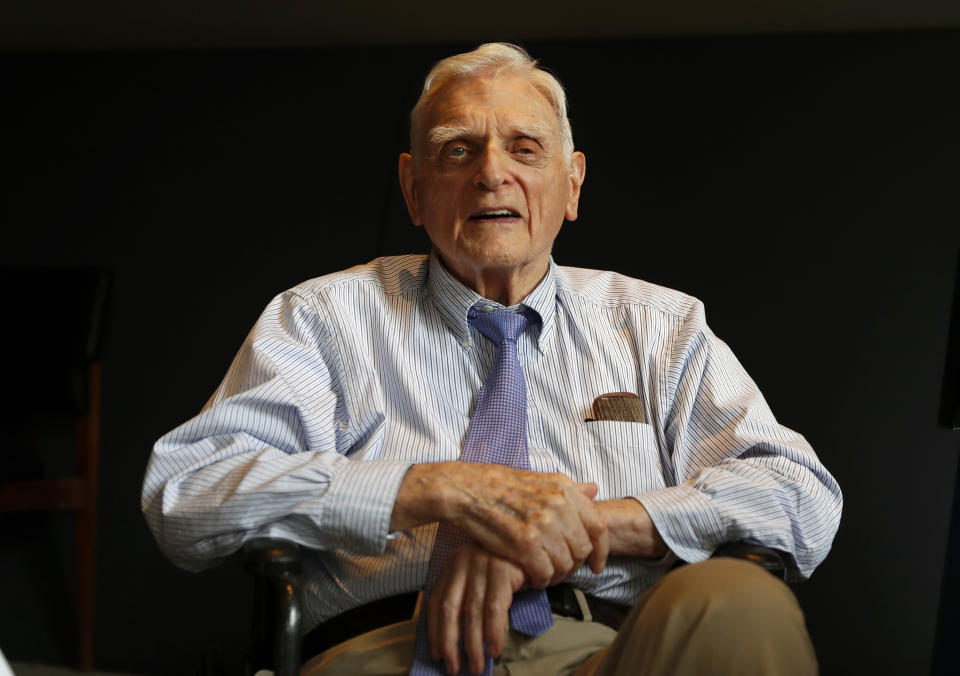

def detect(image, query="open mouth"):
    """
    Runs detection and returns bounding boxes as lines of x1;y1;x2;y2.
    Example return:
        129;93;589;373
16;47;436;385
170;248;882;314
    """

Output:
469;208;521;221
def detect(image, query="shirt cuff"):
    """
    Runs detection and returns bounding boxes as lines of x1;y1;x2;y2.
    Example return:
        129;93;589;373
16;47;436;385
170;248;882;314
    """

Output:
632;485;726;565
322;458;413;555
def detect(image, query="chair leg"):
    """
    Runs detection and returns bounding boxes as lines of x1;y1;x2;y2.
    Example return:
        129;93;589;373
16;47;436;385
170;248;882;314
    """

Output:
77;503;96;671
273;572;302;676
76;362;101;672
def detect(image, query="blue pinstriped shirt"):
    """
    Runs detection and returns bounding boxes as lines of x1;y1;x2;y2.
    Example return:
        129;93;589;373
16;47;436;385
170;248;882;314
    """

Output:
142;253;842;628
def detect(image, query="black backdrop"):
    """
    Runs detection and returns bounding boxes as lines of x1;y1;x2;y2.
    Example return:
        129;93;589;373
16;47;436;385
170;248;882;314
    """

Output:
2;31;959;675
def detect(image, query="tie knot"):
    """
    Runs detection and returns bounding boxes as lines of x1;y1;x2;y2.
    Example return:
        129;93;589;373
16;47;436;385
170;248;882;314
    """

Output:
469;308;531;344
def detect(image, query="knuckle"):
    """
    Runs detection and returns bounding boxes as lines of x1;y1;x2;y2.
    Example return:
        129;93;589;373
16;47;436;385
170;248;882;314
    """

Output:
543;489;566;505
440;598;459;619
573;540;593;559
529;569;550;589
529;512;553;532
519;528;540;549
588;516;607;534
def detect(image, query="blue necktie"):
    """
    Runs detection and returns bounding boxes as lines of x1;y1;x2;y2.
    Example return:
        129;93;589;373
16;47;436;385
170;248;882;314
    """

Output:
410;307;554;676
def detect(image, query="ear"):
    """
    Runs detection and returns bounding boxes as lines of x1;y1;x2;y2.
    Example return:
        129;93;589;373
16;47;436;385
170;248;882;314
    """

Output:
564;151;586;221
398;153;423;226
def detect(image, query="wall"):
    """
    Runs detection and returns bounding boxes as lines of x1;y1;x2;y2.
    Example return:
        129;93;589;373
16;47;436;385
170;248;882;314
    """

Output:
1;32;958;674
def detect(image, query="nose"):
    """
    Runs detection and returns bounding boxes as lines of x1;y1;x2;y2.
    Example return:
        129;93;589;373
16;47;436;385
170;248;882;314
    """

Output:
473;146;509;190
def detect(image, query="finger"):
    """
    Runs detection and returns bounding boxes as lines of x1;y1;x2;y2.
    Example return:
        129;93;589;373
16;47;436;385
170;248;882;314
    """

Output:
552;477;598;568
523;515;570;588
428;561;468;674
548;487;606;580
577;481;599;499
576;495;609;574
539;524;577;587
462;553;488;676
587;527;610;574
558;489;598;561
483;560;520;659
529;487;593;585
441;591;465;675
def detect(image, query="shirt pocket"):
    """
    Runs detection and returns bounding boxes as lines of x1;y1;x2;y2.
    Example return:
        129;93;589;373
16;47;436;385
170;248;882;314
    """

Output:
574;421;666;500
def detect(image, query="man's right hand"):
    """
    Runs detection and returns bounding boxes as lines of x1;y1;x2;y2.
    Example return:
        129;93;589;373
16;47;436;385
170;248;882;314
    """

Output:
391;462;608;588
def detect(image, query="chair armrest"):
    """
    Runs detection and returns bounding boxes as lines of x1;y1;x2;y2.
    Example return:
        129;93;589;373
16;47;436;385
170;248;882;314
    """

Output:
243;538;303;676
711;542;788;579
244;537;303;577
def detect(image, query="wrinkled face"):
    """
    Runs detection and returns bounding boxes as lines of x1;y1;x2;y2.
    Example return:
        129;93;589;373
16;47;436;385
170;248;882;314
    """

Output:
400;72;585;293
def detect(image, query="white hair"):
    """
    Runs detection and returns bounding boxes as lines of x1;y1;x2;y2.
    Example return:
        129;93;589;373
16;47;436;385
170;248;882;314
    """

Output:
409;43;575;164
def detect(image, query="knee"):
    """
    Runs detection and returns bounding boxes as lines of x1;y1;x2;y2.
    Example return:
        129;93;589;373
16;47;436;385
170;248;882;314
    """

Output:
622;557;817;674
653;557;799;623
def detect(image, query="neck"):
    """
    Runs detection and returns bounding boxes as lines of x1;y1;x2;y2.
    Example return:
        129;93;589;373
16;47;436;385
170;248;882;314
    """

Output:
473;276;534;306
438;255;549;306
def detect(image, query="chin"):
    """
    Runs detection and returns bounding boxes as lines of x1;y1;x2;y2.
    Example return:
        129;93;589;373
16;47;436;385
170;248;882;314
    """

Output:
462;245;527;271
461;232;530;261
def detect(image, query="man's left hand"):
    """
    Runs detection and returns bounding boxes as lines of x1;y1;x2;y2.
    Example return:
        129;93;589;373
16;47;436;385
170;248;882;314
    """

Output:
426;541;525;676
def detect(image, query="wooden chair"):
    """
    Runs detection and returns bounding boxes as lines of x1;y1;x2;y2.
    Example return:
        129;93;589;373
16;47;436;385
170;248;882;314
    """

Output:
240;537;787;676
0;267;110;671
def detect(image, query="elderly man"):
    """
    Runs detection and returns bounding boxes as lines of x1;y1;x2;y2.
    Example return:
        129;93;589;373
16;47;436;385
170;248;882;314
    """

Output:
142;43;841;675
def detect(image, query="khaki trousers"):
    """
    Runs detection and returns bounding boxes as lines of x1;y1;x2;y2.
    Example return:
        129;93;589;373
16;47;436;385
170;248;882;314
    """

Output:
301;558;817;675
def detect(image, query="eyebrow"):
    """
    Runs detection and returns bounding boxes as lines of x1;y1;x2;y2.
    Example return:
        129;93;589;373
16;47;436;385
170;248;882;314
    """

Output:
426;123;556;156
512;124;553;145
427;125;474;145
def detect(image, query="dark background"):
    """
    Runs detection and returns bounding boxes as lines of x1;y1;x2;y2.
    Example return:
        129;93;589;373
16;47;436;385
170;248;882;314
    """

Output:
1;20;959;676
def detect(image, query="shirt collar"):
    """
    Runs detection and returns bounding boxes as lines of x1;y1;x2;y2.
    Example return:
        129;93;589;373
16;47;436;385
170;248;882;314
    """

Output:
425;251;558;351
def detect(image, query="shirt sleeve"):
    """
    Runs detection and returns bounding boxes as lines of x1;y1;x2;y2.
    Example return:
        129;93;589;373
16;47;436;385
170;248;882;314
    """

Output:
633;300;843;581
140;289;412;572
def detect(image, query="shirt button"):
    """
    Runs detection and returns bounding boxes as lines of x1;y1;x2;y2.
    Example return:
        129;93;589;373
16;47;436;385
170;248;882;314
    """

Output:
482;305;495;312
460;337;470;347
337;420;348;430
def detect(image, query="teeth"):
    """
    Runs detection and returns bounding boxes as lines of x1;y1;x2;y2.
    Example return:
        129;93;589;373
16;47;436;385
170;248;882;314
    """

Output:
480;209;516;217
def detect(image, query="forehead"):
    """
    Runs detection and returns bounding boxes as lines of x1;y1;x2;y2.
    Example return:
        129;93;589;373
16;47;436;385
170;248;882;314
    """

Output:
424;72;559;137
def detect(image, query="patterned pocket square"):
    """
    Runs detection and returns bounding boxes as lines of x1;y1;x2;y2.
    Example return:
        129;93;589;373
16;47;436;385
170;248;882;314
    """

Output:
590;392;646;423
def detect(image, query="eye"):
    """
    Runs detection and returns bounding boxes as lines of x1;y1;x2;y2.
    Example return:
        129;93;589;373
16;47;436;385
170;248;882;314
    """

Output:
447;145;468;158
512;138;541;158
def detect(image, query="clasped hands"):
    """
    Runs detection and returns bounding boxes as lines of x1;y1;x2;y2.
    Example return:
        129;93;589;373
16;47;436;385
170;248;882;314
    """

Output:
392;462;665;675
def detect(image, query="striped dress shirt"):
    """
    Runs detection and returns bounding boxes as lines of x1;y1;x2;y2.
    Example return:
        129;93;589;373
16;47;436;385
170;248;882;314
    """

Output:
142;253;842;628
